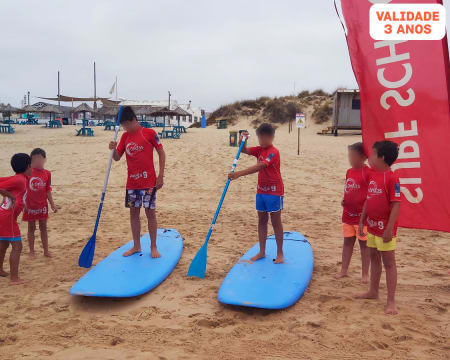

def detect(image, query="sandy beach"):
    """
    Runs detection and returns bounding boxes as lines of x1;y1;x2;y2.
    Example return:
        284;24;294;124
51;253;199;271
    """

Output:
0;119;449;360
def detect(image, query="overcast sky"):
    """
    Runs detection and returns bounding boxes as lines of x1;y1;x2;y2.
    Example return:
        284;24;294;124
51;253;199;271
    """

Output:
1;1;449;111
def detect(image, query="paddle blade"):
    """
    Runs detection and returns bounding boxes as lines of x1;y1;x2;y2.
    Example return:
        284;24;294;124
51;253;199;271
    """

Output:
187;244;207;278
78;234;96;268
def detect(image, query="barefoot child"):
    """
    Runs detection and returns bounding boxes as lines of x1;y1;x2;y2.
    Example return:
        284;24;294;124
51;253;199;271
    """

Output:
336;142;370;283
228;123;285;263
0;153;32;284
356;140;400;315
109;106;166;258
23;148;57;258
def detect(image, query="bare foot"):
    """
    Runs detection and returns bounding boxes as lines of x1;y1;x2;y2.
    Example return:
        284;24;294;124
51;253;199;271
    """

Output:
250;252;265;262
335;271;348;279
123;247;141;257
355;291;379;299
44;252;53;258
28;252;36;259
361;274;369;284
9;278;25;285
0;270;9;277
151;247;161;258
385;302;398;315
273;254;284;264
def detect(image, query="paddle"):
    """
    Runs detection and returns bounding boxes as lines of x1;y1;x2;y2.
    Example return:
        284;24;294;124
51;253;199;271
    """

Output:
78;106;124;268
187;134;248;278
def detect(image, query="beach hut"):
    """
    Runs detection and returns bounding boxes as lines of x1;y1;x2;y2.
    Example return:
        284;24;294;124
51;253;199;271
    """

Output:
331;89;361;136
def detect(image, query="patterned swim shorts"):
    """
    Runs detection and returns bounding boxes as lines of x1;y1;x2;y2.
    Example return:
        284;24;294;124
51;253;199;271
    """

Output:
125;188;156;209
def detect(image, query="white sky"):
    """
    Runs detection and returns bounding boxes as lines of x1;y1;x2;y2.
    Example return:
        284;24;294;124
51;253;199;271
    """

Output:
1;0;449;110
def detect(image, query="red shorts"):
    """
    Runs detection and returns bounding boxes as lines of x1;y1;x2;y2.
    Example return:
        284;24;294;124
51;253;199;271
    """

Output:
22;205;49;221
0;208;22;241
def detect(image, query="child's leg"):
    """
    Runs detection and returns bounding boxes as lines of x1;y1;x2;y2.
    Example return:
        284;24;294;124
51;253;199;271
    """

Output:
381;250;397;315
356;248;381;299
27;221;36;258
270;211;284;264
251;211;268;261
9;241;24;285
359;240;370;284
39;220;51;257
0;241;10;276
123;207;142;257
336;236;356;278
145;208;160;258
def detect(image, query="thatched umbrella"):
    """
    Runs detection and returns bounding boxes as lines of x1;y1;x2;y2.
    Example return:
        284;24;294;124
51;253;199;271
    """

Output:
95;106;120;121
172;106;191;126
40;105;62;121
74;103;94;127
0;103;23;121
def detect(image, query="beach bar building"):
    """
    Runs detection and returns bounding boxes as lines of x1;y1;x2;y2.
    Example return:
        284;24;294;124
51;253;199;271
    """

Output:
331;89;361;136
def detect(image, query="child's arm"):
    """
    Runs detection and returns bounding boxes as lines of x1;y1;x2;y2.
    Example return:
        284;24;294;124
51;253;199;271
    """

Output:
239;132;250;155
382;202;400;242
155;147;166;189
0;189;15;208
109;142;122;161
47;192;57;213
228;163;266;180
358;200;367;237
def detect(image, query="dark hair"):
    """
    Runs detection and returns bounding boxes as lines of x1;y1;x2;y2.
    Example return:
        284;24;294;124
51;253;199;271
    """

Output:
30;148;46;158
119;106;137;123
348;142;366;157
372;140;399;166
11;153;31;174
256;123;275;137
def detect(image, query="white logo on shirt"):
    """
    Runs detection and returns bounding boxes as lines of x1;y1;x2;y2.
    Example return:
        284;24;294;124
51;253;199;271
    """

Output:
368;180;383;195
344;178;360;193
29;177;45;192
126;142;144;156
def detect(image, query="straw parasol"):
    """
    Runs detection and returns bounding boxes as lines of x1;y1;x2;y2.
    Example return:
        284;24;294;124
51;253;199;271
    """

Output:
40;104;63;121
74;103;94;127
0;104;23;121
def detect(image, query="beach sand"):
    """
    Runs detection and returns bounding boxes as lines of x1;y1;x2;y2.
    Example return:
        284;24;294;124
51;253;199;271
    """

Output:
0;119;448;359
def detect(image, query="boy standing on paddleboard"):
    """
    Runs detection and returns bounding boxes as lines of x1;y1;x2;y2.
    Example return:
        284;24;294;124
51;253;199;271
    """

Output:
228;123;285;263
336;142;370;283
109;106;166;258
23;148;58;259
356;140;401;315
0;153;32;285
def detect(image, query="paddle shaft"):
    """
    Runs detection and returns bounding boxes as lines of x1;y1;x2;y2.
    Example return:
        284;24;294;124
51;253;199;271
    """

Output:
204;135;247;246
92;107;123;237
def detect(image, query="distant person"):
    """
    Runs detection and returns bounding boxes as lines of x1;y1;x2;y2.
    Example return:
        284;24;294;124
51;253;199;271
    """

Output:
356;140;401;315
336;142;370;283
109;106;166;258
23;148;57;258
228;123;285;263
0;153;32;285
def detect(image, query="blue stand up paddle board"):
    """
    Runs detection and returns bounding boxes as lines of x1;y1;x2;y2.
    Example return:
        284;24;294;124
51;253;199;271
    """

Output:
218;231;313;309
70;228;183;297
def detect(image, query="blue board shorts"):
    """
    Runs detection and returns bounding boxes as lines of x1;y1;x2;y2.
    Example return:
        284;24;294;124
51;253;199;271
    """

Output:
256;194;284;213
125;188;156;209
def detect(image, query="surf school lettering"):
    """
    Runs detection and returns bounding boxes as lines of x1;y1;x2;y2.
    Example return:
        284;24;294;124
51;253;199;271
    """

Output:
130;171;148;180
26;206;47;215
126;142;144;156
368;180;383;195
367;216;385;230
370;0;423;205
258;185;277;192
29;177;46;192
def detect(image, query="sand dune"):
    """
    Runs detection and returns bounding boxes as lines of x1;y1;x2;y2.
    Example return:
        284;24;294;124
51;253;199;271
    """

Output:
0;120;448;359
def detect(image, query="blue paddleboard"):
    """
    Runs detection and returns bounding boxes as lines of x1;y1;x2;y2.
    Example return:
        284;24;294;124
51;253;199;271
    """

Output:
218;231;313;309
70;228;183;297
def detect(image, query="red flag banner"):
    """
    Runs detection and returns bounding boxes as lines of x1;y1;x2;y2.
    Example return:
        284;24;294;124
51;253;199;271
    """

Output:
340;0;450;232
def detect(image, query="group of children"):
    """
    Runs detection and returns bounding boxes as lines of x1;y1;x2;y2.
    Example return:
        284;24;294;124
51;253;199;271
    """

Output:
0;148;56;284
1;105;401;314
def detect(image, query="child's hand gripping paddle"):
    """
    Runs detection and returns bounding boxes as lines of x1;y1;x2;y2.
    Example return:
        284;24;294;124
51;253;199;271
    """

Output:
78;106;124;268
187;135;248;278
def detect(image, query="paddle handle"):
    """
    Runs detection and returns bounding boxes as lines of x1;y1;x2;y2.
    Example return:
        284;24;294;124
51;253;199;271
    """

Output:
204;135;247;245
93;106;124;235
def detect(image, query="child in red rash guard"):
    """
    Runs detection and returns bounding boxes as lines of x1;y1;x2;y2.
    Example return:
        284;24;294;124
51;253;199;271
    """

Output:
0;153;32;285
109;106;166;258
356;140;401;315
336;142;371;283
23;148;57;258
228;123;285;264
